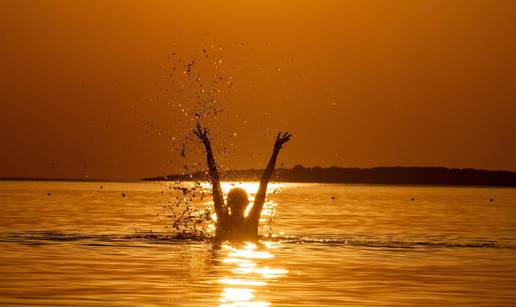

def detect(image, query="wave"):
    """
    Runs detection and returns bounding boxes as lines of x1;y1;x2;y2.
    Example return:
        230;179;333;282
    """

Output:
1;231;514;250
283;236;512;249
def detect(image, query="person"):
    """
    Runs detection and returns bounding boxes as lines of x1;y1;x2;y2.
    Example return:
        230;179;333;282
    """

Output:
194;122;291;241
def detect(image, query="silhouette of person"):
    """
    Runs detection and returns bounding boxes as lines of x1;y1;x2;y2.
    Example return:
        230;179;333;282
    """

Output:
194;122;291;241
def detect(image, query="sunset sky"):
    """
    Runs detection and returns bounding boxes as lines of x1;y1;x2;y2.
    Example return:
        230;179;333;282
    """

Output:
1;0;515;180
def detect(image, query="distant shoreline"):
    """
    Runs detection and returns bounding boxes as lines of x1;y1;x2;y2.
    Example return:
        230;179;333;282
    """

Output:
144;166;516;187
2;166;516;187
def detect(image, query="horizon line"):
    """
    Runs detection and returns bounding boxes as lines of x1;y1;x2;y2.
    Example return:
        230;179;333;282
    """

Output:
2;165;515;183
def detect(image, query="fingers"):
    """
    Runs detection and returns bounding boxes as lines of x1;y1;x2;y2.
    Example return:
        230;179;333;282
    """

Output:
275;132;292;142
193;127;201;137
281;132;291;140
282;133;292;144
193;122;209;141
194;122;202;137
273;131;292;149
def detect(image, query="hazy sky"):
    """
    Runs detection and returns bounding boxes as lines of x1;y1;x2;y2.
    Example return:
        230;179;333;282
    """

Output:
1;0;515;180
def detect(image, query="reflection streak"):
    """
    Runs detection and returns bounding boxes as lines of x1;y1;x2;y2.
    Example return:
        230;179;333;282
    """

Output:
218;242;287;306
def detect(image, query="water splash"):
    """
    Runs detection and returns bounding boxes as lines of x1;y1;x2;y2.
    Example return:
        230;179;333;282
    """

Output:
155;181;216;239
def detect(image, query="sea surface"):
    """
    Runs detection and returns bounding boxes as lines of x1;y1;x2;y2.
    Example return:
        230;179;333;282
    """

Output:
0;181;515;306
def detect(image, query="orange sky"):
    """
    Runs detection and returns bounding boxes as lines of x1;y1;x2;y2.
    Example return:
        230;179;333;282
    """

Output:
1;0;515;180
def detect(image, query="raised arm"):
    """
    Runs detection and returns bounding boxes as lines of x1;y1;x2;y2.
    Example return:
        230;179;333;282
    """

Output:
193;123;225;219
248;132;291;224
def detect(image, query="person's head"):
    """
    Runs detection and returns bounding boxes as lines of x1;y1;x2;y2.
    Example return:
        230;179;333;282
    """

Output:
227;188;249;217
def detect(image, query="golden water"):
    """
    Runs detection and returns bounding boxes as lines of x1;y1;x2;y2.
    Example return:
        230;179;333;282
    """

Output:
1;181;515;306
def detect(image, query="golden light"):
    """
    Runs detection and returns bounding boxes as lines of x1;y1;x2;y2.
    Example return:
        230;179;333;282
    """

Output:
200;182;282;201
220;287;254;304
219;279;266;286
218;242;287;307
219;182;282;195
254;267;288;279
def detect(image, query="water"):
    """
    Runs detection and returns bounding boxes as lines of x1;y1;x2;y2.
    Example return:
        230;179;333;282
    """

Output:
1;181;515;306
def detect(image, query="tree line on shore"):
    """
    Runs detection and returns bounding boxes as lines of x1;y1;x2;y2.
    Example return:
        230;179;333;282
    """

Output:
145;165;516;187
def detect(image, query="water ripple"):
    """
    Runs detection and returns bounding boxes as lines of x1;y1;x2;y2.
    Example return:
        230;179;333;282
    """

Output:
2;231;514;250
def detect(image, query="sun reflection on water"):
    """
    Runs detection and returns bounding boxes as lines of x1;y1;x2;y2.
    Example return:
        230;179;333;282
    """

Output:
199;181;281;195
218;242;287;307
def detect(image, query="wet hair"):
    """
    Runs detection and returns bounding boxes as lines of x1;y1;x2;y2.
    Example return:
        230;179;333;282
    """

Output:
227;188;249;216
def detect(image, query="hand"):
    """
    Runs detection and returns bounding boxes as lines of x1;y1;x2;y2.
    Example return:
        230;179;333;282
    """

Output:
274;132;292;149
193;122;209;144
